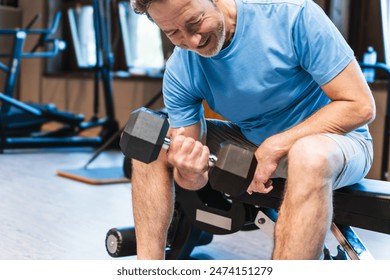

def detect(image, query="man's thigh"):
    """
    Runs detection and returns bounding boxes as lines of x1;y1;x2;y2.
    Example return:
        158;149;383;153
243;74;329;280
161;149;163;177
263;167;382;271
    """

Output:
322;132;373;189
271;132;373;189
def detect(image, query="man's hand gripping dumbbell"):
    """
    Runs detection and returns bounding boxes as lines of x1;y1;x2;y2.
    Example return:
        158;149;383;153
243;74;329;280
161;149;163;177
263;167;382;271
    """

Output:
119;107;265;196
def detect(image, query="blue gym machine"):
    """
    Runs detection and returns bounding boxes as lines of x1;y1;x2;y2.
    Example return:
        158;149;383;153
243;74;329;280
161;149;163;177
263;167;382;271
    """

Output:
0;1;119;152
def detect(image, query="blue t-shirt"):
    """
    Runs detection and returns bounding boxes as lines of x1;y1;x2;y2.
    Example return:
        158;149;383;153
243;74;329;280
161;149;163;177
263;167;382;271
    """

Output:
163;0;371;145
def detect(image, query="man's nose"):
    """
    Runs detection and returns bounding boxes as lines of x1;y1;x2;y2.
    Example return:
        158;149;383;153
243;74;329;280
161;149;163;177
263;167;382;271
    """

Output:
184;32;202;49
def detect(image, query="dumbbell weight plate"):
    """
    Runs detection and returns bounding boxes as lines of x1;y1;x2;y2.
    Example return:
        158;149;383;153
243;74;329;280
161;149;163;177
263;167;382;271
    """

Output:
209;141;257;196
123;157;132;179
120;107;169;163
105;227;137;258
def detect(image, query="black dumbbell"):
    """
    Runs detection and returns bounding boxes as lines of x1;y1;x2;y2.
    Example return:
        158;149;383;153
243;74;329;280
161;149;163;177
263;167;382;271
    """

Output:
209;141;257;196
120;107;167;163
120;107;217;166
119;107;257;196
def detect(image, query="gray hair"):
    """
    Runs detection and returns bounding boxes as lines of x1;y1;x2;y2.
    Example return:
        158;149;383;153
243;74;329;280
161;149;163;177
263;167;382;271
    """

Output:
130;0;157;20
130;0;216;21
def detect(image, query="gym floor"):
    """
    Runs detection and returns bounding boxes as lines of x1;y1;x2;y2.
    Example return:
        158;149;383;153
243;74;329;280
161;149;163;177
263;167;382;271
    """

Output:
0;148;390;260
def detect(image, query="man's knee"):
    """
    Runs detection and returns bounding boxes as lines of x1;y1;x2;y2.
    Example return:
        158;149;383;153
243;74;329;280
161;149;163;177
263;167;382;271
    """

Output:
288;135;344;184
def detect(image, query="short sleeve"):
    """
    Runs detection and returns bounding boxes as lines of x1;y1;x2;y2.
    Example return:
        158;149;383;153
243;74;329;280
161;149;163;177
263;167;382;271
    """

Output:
293;0;354;86
162;52;204;128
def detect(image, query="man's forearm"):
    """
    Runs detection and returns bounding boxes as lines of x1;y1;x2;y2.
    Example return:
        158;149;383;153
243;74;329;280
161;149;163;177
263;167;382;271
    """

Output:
269;99;375;157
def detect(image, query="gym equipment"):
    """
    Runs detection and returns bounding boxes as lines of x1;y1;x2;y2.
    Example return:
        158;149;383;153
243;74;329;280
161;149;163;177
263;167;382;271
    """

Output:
106;107;390;260
119;107;219;164
106;198;213;259
107;176;390;260
119;107;257;196
0;2;119;152
56;91;163;185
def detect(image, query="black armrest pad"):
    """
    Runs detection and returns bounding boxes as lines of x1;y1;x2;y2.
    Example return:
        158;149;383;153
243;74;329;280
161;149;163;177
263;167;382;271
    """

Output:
337;178;390;199
234;178;390;234
333;179;390;233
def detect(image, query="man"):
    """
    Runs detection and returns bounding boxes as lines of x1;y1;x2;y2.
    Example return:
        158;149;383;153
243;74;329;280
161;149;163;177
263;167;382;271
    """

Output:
129;0;375;259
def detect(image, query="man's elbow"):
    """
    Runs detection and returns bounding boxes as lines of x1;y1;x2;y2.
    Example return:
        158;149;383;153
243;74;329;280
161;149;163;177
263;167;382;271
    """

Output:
360;101;376;125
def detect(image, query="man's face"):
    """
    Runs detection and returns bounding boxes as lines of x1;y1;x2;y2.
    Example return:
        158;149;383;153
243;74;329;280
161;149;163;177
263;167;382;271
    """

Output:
148;0;226;57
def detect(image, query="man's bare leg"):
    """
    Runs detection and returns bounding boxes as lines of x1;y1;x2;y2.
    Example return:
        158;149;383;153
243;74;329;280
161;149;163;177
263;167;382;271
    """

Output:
131;153;174;260
272;135;344;259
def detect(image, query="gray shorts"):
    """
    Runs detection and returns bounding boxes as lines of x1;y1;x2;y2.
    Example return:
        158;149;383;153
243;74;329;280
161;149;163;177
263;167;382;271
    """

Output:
205;119;373;190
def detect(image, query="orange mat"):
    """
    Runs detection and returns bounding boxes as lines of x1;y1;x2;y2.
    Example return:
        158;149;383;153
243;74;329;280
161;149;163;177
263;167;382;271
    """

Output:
57;166;130;185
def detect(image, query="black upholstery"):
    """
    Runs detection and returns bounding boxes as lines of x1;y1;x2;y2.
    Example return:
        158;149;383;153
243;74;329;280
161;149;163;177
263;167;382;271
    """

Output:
236;178;390;234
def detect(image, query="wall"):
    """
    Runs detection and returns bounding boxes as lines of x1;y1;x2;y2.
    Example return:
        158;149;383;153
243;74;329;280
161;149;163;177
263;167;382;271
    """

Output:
0;5;22;96
39;76;163;128
367;82;388;180
17;0;45;104
348;0;384;62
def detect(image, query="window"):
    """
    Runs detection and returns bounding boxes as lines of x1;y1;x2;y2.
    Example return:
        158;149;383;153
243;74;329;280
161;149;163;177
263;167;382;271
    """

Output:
118;1;165;75
57;0;166;77
67;5;97;68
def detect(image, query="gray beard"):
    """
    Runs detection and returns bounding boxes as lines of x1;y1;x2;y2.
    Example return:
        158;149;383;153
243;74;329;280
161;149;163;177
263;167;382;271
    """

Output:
197;25;226;58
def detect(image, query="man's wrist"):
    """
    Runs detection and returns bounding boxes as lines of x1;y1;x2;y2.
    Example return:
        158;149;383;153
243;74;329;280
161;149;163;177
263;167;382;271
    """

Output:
173;168;208;190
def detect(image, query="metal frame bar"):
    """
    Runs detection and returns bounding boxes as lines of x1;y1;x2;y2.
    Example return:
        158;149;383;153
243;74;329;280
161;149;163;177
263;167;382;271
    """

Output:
331;223;374;260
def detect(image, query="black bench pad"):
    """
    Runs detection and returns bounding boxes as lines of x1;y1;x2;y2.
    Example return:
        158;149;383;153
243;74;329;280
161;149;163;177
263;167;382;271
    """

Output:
234;178;390;234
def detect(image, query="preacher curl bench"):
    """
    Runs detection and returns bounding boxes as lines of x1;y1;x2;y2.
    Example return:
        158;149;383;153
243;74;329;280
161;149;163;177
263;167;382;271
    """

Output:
105;108;390;260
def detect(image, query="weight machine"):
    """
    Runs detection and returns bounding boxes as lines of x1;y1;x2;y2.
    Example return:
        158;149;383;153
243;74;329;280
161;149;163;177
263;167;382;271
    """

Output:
0;0;119;152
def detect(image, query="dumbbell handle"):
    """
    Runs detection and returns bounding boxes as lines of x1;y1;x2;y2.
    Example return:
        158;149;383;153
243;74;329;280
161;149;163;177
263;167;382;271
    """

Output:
162;137;218;168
